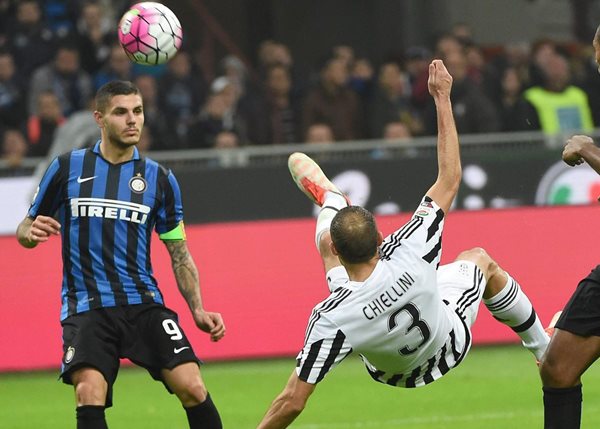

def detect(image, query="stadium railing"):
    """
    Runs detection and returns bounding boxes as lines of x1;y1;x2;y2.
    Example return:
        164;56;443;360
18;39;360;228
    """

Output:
3;129;597;178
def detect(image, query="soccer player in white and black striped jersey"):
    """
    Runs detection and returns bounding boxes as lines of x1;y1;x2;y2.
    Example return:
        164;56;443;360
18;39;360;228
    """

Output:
257;60;550;429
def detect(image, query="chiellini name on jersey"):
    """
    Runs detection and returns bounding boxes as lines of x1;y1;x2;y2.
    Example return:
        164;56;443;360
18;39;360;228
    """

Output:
362;272;416;320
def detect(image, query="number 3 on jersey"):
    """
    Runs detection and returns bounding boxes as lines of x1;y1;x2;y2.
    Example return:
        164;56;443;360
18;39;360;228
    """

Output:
388;303;431;355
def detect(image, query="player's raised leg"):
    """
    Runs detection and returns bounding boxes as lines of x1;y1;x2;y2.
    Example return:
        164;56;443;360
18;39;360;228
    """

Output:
456;247;550;361
288;152;350;287
288;152;348;267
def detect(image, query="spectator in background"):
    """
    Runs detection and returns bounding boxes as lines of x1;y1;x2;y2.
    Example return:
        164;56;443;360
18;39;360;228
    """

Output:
75;0;113;75
214;131;239;149
425;47;500;135
435;33;464;59
94;43;133;90
494;66;538;131
348;57;375;105
4;0;56;80
405;46;432;111
28;42;93;117
451;22;474;45
305;123;335;144
257;40;293;75
303;57;364;141
42;0;78;38
524;52;594;134
1;128;28;167
27;91;65;157
248;64;302;145
188;77;245;149
159;51;207;148
383;121;412;141
133;74;170;149
369;61;423;138
0;50;26;129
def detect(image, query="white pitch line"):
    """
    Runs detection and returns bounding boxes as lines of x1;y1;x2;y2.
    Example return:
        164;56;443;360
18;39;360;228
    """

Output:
293;410;542;429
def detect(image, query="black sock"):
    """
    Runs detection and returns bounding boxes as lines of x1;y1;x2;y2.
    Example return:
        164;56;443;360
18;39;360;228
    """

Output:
76;405;108;429
185;393;222;429
543;385;582;429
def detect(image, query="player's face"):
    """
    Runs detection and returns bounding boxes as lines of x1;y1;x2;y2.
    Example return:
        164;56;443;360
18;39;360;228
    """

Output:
97;94;144;148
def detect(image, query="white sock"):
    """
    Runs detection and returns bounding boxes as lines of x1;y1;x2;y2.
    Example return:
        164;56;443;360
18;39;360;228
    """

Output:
315;192;348;248
483;274;549;361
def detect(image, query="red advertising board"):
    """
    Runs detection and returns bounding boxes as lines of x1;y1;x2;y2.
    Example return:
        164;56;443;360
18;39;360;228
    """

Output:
1;205;598;372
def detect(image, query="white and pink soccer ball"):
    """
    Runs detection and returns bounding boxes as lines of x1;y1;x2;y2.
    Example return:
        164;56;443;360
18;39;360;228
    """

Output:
118;2;183;66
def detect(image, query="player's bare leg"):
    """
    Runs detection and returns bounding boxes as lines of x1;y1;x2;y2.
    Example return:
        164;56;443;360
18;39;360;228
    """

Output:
288;152;349;274
162;362;222;429
538;331;600;429
71;367;108;429
455;247;550;361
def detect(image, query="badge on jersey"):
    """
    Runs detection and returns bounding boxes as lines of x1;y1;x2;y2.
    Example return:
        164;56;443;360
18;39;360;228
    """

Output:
64;346;75;364
129;173;147;194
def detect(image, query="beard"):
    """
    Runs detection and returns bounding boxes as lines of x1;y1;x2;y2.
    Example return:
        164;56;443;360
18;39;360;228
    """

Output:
106;127;140;148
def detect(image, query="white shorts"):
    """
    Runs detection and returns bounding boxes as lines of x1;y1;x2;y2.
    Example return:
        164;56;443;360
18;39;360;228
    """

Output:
437;260;487;327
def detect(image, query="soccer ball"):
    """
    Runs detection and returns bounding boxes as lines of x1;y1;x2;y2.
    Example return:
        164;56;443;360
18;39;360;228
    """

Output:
118;2;183;66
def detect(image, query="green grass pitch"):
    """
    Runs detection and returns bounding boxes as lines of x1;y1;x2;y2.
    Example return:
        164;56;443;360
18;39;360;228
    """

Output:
1;345;599;428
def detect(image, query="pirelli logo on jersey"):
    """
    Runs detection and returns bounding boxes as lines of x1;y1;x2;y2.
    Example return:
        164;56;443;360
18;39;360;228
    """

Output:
70;198;151;224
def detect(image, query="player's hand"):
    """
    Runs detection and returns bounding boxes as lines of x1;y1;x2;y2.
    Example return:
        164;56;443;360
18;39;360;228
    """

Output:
428;59;453;99
193;309;226;342
27;215;61;244
563;135;593;166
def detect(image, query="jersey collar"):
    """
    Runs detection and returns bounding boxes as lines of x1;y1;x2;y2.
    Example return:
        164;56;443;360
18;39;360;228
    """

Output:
93;140;141;161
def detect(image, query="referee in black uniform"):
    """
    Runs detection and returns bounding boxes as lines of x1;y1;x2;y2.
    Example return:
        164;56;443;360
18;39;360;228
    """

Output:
17;80;225;429
538;25;600;429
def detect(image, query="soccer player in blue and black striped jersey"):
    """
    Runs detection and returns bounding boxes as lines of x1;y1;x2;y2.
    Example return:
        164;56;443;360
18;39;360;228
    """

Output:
16;80;225;429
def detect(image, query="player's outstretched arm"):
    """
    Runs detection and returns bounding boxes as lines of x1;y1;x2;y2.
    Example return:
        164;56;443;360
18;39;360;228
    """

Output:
16;215;61;248
257;370;316;429
563;135;600;173
425;59;461;214
164;240;225;342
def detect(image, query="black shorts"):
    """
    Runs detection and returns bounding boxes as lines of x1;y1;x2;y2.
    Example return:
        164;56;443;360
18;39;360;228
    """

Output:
555;265;600;337
60;303;201;407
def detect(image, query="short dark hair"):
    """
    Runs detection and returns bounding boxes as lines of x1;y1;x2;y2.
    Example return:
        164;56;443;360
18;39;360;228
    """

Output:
95;80;140;113
330;206;379;264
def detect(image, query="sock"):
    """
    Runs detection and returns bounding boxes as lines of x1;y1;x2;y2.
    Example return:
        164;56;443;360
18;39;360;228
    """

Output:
543;385;582;429
484;274;549;360
76;405;108;429
315;191;348;248
185;393;222;429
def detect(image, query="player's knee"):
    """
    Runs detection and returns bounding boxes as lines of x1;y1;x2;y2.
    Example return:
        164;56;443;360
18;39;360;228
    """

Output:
175;377;208;406
75;379;106;406
539;355;580;388
456;247;498;278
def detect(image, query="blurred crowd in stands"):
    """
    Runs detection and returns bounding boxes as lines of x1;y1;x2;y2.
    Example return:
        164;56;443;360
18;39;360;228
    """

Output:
2;0;600;168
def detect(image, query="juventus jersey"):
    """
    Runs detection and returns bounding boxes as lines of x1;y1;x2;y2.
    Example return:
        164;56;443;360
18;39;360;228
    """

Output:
296;196;471;388
28;141;184;321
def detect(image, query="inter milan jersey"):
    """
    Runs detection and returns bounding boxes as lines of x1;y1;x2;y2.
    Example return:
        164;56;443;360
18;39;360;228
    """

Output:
295;196;473;388
28;141;184;321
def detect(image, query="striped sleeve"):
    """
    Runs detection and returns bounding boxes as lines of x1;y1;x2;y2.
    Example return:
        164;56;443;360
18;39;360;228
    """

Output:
296;316;353;384
379;196;444;265
155;167;184;234
28;157;63;218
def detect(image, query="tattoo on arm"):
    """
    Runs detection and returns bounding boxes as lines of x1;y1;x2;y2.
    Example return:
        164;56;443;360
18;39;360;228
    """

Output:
165;241;203;312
